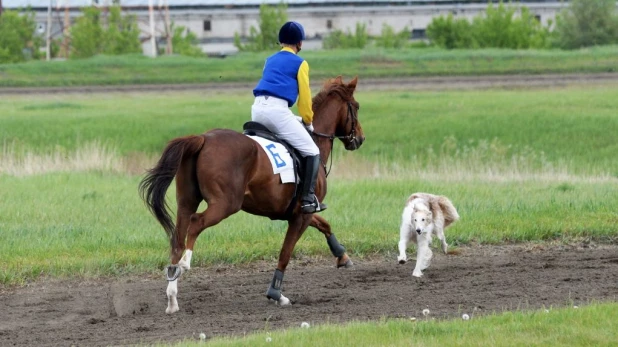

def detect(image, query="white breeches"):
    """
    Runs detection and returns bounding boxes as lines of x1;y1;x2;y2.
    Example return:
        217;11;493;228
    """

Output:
251;96;319;157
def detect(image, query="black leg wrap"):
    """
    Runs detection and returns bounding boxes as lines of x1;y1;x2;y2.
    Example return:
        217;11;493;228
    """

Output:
265;269;284;301
327;234;346;258
166;265;181;282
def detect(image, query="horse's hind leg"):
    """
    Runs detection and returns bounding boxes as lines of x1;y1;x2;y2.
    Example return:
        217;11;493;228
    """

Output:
310;214;353;268
266;215;312;306
166;202;238;314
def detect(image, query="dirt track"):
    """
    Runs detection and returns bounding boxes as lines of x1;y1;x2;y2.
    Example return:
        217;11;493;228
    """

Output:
1;243;617;346
1;73;617;95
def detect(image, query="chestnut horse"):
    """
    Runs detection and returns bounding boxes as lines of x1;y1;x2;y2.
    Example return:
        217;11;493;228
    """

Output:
139;76;364;314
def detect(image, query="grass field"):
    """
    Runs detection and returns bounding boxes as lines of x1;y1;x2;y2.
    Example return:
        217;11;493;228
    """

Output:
2;85;618;175
174;303;618;347
1;85;617;285
0;46;617;87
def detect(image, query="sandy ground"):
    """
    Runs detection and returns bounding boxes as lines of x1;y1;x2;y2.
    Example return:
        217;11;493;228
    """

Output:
1;243;617;346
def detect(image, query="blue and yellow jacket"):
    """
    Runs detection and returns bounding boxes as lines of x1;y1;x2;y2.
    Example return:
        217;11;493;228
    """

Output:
253;47;314;124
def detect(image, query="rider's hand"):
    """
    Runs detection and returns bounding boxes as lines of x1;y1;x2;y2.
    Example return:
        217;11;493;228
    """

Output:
303;122;314;133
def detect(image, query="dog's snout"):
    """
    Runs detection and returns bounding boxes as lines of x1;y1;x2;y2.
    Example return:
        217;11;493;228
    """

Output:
416;228;422;234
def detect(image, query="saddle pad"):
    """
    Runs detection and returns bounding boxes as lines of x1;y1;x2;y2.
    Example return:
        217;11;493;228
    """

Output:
246;135;296;184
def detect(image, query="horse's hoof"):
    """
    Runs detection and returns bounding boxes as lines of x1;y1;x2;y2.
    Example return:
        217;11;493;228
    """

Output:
412;271;423;278
336;255;354;268
166;305;179;314
277;295;291;306
398;259;406;265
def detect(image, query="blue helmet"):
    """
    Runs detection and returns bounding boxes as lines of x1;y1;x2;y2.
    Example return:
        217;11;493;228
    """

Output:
278;21;306;45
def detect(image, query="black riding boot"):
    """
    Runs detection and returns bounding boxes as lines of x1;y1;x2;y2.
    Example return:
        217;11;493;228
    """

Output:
300;155;327;214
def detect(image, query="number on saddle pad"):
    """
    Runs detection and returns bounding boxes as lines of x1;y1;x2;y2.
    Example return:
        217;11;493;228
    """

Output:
265;144;287;168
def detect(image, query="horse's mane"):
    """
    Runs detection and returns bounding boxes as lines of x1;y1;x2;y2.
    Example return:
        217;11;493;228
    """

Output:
312;78;354;110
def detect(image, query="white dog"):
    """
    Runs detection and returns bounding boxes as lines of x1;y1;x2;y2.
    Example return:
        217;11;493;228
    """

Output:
397;192;460;277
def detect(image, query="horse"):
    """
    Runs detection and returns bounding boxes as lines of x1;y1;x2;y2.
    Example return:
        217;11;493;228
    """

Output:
139;76;365;314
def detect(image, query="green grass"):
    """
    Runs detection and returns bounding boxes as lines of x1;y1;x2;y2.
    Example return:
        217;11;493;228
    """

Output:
0;46;617;87
1;85;617;285
2;85;618;175
1;173;617;285
170;303;618;346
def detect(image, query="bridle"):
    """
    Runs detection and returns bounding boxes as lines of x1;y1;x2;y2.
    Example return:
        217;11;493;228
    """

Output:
311;101;359;177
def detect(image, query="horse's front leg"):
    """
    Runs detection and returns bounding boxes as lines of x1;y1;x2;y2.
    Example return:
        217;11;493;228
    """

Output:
310;214;353;268
266;215;311;306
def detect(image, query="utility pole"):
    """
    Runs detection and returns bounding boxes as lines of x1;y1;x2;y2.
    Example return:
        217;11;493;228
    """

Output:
148;0;156;57
0;0;4;17
164;0;172;54
62;0;70;58
46;0;52;61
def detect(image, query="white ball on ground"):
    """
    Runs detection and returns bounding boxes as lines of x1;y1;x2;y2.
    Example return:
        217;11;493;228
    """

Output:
573;305;579;309
199;332;206;340
301;321;310;328
462;314;470;320
422;309;430;316
266;336;272;342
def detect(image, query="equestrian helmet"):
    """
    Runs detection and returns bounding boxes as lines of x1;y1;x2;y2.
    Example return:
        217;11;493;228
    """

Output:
278;21;306;45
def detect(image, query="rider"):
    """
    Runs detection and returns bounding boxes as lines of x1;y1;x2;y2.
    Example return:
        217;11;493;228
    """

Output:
252;21;326;214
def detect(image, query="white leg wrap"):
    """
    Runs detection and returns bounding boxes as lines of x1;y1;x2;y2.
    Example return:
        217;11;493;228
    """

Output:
278;294;291;306
166;279;179;314
178;250;193;271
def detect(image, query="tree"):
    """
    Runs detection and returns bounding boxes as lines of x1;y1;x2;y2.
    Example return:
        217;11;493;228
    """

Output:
0;10;42;64
234;3;287;52
70;7;103;59
102;6;141;55
70;5;141;59
553;0;618;49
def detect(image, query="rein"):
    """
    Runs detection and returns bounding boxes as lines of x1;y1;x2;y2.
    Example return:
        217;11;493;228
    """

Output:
311;102;358;177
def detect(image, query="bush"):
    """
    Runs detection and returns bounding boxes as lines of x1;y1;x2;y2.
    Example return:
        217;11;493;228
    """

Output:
234;3;288;52
427;1;551;49
472;2;550;49
71;5;141;59
553;0;618;49
426;14;474;49
375;24;410;49
171;25;204;57
323;22;369;49
0;10;43;64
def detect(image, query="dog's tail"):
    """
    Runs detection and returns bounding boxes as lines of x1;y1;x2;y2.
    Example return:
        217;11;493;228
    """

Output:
436;196;460;228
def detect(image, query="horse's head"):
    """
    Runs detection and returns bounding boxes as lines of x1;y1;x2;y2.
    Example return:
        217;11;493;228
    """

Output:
312;76;365;151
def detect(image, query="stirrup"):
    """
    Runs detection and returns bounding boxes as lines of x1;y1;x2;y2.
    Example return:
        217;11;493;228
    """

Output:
301;198;327;214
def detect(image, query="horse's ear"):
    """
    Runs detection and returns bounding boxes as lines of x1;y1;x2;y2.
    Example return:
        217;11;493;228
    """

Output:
334;75;343;84
348;76;358;90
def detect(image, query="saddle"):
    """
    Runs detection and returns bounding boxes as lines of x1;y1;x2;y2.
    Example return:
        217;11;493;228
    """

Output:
242;122;304;214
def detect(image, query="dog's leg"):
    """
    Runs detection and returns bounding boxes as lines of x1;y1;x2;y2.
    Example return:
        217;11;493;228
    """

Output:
413;233;433;277
435;226;448;254
397;222;412;264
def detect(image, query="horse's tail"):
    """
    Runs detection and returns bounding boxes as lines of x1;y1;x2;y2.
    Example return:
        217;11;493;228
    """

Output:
139;135;206;250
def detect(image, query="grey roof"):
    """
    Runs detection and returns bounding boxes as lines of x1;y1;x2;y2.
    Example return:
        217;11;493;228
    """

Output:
3;0;563;10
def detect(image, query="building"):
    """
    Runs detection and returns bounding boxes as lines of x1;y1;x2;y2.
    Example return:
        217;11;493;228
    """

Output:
3;0;573;55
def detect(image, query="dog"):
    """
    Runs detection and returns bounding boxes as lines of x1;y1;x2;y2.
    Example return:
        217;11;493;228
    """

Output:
397;192;460;277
